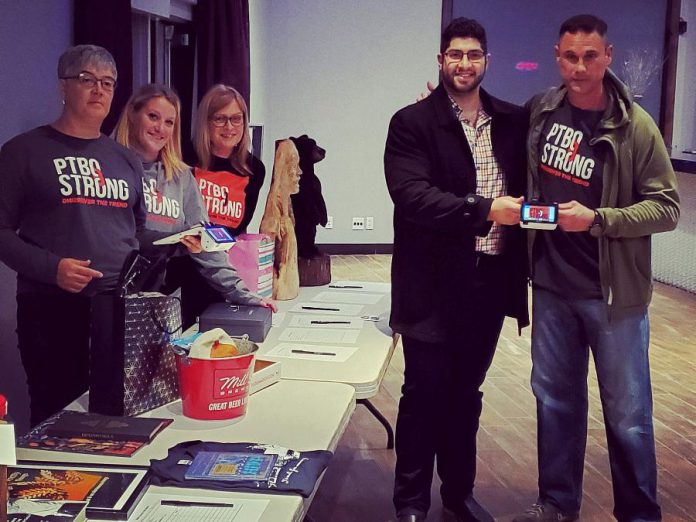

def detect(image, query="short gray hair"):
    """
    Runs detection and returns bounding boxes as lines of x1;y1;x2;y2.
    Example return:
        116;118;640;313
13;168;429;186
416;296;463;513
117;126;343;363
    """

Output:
57;45;117;79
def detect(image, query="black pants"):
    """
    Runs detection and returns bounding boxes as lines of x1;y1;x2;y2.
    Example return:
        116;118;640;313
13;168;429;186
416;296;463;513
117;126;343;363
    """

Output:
17;291;91;427
393;254;507;517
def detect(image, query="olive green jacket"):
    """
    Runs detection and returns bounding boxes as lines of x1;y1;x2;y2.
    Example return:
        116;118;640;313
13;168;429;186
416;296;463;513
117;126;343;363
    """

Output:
526;69;680;314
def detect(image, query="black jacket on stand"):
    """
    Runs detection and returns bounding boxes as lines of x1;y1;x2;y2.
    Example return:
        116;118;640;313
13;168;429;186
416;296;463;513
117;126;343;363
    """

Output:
384;85;529;343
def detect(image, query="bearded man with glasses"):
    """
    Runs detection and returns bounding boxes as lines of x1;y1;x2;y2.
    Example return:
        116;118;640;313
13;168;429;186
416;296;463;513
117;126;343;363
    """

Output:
0;45;155;426
384;17;529;522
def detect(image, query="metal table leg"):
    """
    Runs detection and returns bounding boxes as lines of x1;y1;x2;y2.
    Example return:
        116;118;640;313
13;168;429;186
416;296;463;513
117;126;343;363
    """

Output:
358;398;394;449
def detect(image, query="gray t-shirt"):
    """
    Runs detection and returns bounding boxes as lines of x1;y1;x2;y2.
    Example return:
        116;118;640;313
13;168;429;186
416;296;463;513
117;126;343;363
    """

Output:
0;126;147;295
141;160;261;306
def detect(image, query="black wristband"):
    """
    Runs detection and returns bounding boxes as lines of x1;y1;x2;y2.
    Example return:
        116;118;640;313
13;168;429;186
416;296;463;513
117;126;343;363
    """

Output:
589;210;603;237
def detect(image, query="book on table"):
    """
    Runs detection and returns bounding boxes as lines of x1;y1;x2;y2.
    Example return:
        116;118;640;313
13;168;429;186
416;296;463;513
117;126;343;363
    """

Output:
16;410;171;458
44;411;172;443
16;431;146;458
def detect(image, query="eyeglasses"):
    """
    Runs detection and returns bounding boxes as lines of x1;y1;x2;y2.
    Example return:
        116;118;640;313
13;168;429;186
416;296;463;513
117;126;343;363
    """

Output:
61;71;117;91
443;49;486;63
210;114;244;127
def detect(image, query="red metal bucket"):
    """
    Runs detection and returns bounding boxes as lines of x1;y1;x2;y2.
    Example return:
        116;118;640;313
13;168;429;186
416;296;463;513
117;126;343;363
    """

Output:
175;337;258;420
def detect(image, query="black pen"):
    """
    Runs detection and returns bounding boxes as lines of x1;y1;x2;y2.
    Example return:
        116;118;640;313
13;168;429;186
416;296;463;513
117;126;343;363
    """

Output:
329;284;363;289
311;320;350;324
291;349;336;356
161;500;236;508
301;306;340;311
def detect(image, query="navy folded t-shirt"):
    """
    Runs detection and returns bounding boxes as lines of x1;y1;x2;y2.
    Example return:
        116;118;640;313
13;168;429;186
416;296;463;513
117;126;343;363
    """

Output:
148;440;332;498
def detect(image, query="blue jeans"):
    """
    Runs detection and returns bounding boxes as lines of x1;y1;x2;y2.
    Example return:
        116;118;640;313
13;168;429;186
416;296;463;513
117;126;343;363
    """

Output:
531;288;660;522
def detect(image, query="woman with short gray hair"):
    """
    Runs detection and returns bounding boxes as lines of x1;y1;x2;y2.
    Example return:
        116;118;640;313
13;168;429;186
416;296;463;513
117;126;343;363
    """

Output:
57;44;117;81
0;44;151;426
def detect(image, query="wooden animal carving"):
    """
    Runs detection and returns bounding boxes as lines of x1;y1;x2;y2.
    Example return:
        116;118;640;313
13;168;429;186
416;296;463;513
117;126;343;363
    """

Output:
259;139;301;300
289;134;327;258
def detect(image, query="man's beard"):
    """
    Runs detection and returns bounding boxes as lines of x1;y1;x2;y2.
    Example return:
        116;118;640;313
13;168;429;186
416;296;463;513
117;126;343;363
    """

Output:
441;69;486;94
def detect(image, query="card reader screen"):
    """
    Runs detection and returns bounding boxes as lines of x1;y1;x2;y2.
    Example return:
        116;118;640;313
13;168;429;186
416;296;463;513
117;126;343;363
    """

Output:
205;225;236;243
522;203;557;223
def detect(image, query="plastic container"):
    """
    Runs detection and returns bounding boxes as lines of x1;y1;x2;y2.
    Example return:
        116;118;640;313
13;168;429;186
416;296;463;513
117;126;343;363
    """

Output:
174;337;258;420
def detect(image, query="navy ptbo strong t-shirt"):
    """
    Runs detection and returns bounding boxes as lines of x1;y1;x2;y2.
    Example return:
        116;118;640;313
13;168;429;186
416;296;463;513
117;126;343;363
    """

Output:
533;100;605;299
0;126;146;295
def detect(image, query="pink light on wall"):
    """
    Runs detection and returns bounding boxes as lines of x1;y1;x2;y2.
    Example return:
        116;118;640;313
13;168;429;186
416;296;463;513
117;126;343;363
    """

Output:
516;61;539;71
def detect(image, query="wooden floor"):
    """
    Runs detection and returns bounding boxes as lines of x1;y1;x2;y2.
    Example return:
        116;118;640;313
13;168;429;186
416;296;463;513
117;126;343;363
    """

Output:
306;255;696;522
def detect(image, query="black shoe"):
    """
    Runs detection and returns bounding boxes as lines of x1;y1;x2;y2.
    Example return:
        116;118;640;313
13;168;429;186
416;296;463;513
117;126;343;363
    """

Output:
397;514;425;522
443;495;494;522
512;503;579;522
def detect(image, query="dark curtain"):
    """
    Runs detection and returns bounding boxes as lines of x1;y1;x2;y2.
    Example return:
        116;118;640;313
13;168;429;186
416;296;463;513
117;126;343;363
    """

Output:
74;0;133;135
171;24;198;165
195;0;251;107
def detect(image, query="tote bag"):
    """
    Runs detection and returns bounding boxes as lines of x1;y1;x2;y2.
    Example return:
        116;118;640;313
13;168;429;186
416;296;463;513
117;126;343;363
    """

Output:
89;291;182;416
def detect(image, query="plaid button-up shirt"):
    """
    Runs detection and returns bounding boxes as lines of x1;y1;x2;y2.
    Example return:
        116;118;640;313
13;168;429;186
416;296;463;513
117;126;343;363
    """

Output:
450;95;507;254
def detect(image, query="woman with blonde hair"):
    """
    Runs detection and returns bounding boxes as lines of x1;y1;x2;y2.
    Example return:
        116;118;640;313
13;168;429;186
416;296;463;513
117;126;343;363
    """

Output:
114;83;275;324
167;84;267;325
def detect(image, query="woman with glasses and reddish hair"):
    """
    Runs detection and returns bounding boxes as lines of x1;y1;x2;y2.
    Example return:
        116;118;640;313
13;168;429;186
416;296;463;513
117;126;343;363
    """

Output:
192;84;265;236
113;83;274;316
0;45;154;426
166;84;268;326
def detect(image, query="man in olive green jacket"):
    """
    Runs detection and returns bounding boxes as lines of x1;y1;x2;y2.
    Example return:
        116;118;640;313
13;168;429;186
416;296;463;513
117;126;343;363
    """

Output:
515;14;679;522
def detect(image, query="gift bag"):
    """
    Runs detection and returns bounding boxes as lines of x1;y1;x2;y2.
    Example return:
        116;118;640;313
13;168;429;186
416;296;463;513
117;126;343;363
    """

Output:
227;233;274;298
89;291;182;416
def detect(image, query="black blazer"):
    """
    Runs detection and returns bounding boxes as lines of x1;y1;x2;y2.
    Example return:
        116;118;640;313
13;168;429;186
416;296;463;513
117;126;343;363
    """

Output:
384;85;529;342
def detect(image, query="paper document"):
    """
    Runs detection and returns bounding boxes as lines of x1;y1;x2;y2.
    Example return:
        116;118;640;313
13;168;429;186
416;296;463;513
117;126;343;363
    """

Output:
272;312;286;327
290;302;364;316
130;492;268;522
0;422;17;465
329;280;390;293
312;291;383;305
266;343;358;362
278;327;360;344
288;314;364;329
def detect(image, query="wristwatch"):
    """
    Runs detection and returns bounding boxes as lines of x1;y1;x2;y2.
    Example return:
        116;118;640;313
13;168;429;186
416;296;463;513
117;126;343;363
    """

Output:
589;210;603;238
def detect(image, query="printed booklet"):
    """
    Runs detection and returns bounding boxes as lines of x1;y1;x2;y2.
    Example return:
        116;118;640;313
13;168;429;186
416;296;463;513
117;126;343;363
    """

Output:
7;463;148;520
184;451;278;481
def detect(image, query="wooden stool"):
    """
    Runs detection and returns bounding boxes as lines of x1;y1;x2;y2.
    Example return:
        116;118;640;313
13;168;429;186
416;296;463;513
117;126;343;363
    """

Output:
298;253;331;286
